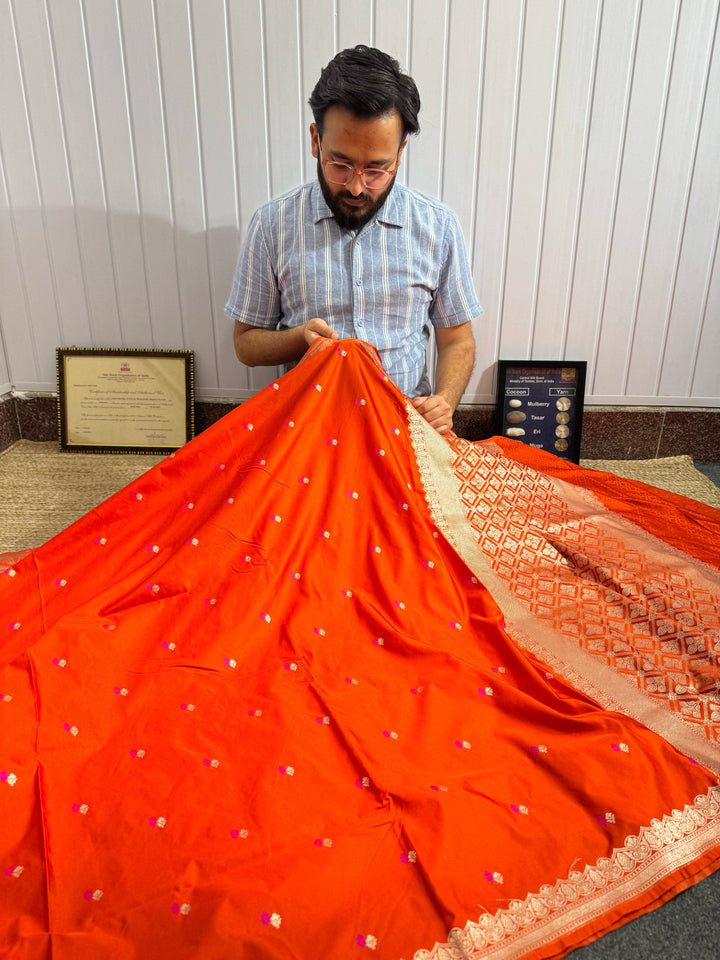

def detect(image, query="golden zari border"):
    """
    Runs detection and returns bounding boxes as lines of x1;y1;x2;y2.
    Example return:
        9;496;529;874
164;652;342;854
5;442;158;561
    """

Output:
405;405;720;775
405;404;720;959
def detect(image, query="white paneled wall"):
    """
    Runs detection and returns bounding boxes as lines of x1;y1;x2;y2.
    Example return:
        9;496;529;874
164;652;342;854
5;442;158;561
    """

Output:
0;0;718;404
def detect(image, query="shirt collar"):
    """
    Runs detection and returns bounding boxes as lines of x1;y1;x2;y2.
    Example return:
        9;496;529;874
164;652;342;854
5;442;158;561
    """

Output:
310;179;404;229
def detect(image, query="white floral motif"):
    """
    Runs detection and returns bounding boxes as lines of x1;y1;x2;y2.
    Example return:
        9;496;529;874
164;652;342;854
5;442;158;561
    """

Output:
2;695;12;703
4;773;18;787
285;767;295;777
365;935;378;949
10;866;23;877
270;913;282;928
8;569;17;577
179;903;191;915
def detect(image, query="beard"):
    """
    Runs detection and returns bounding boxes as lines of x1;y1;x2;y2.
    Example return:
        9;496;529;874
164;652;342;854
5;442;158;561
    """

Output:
317;159;396;231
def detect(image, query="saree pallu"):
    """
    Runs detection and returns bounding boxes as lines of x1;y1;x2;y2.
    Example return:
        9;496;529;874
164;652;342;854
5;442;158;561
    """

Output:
1;339;719;960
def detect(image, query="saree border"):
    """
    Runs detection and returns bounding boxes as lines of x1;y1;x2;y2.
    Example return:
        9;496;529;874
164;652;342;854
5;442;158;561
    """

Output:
412;785;720;960
405;403;720;957
405;405;720;775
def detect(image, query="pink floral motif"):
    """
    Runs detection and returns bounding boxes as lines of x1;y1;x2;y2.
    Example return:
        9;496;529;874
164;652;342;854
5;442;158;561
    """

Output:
172;902;191;915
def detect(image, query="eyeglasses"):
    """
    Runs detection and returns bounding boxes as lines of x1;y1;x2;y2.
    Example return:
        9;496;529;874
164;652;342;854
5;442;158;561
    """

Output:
318;144;398;190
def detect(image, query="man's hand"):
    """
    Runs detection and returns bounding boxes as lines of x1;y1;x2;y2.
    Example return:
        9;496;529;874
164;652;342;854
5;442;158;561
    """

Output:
303;317;339;347
411;394;454;435
412;322;477;435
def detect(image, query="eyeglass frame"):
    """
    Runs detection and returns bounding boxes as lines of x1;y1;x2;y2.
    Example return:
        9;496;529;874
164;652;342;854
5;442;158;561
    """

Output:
317;142;401;191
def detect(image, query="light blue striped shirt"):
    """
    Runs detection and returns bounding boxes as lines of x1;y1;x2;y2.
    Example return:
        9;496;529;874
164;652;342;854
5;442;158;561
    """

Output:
225;180;481;396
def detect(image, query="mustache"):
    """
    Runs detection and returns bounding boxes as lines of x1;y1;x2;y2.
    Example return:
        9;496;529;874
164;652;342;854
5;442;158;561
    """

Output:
337;191;372;204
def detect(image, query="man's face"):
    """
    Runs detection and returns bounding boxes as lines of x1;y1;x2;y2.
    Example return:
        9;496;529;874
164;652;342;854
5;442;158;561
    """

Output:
311;105;407;230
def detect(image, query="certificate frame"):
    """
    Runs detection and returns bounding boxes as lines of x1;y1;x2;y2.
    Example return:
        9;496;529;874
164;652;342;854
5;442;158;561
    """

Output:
494;360;587;463
56;347;195;454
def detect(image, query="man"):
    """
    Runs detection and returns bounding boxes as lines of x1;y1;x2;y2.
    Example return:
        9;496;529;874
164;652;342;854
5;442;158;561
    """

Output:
225;45;480;435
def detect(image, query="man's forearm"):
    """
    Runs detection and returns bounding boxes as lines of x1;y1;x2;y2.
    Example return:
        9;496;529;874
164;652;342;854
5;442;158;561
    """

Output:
434;336;476;410
234;318;339;367
233;323;310;367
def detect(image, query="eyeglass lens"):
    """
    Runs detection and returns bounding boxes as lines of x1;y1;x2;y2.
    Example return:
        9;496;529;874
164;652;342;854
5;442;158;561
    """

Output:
324;161;391;189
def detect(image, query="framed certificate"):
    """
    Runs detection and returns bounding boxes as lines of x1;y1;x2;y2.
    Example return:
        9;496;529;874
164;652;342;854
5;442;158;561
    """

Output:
494;360;587;463
57;347;195;454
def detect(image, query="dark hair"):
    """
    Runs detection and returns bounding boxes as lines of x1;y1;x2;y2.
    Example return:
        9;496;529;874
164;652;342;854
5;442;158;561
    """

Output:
309;45;421;141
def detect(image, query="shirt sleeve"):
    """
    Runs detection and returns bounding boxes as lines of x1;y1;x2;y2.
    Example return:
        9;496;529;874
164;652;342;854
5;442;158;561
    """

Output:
429;210;482;328
224;208;282;329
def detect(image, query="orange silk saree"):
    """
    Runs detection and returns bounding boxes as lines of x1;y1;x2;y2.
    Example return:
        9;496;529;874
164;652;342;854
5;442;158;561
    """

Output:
1;339;719;960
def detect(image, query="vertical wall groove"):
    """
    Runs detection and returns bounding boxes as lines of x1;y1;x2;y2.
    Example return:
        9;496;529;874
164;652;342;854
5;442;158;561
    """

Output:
495;0;527;360
588;0;643;396
527;0;565;359
560;0;604;359
621;0;682;395
8;0;61;360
